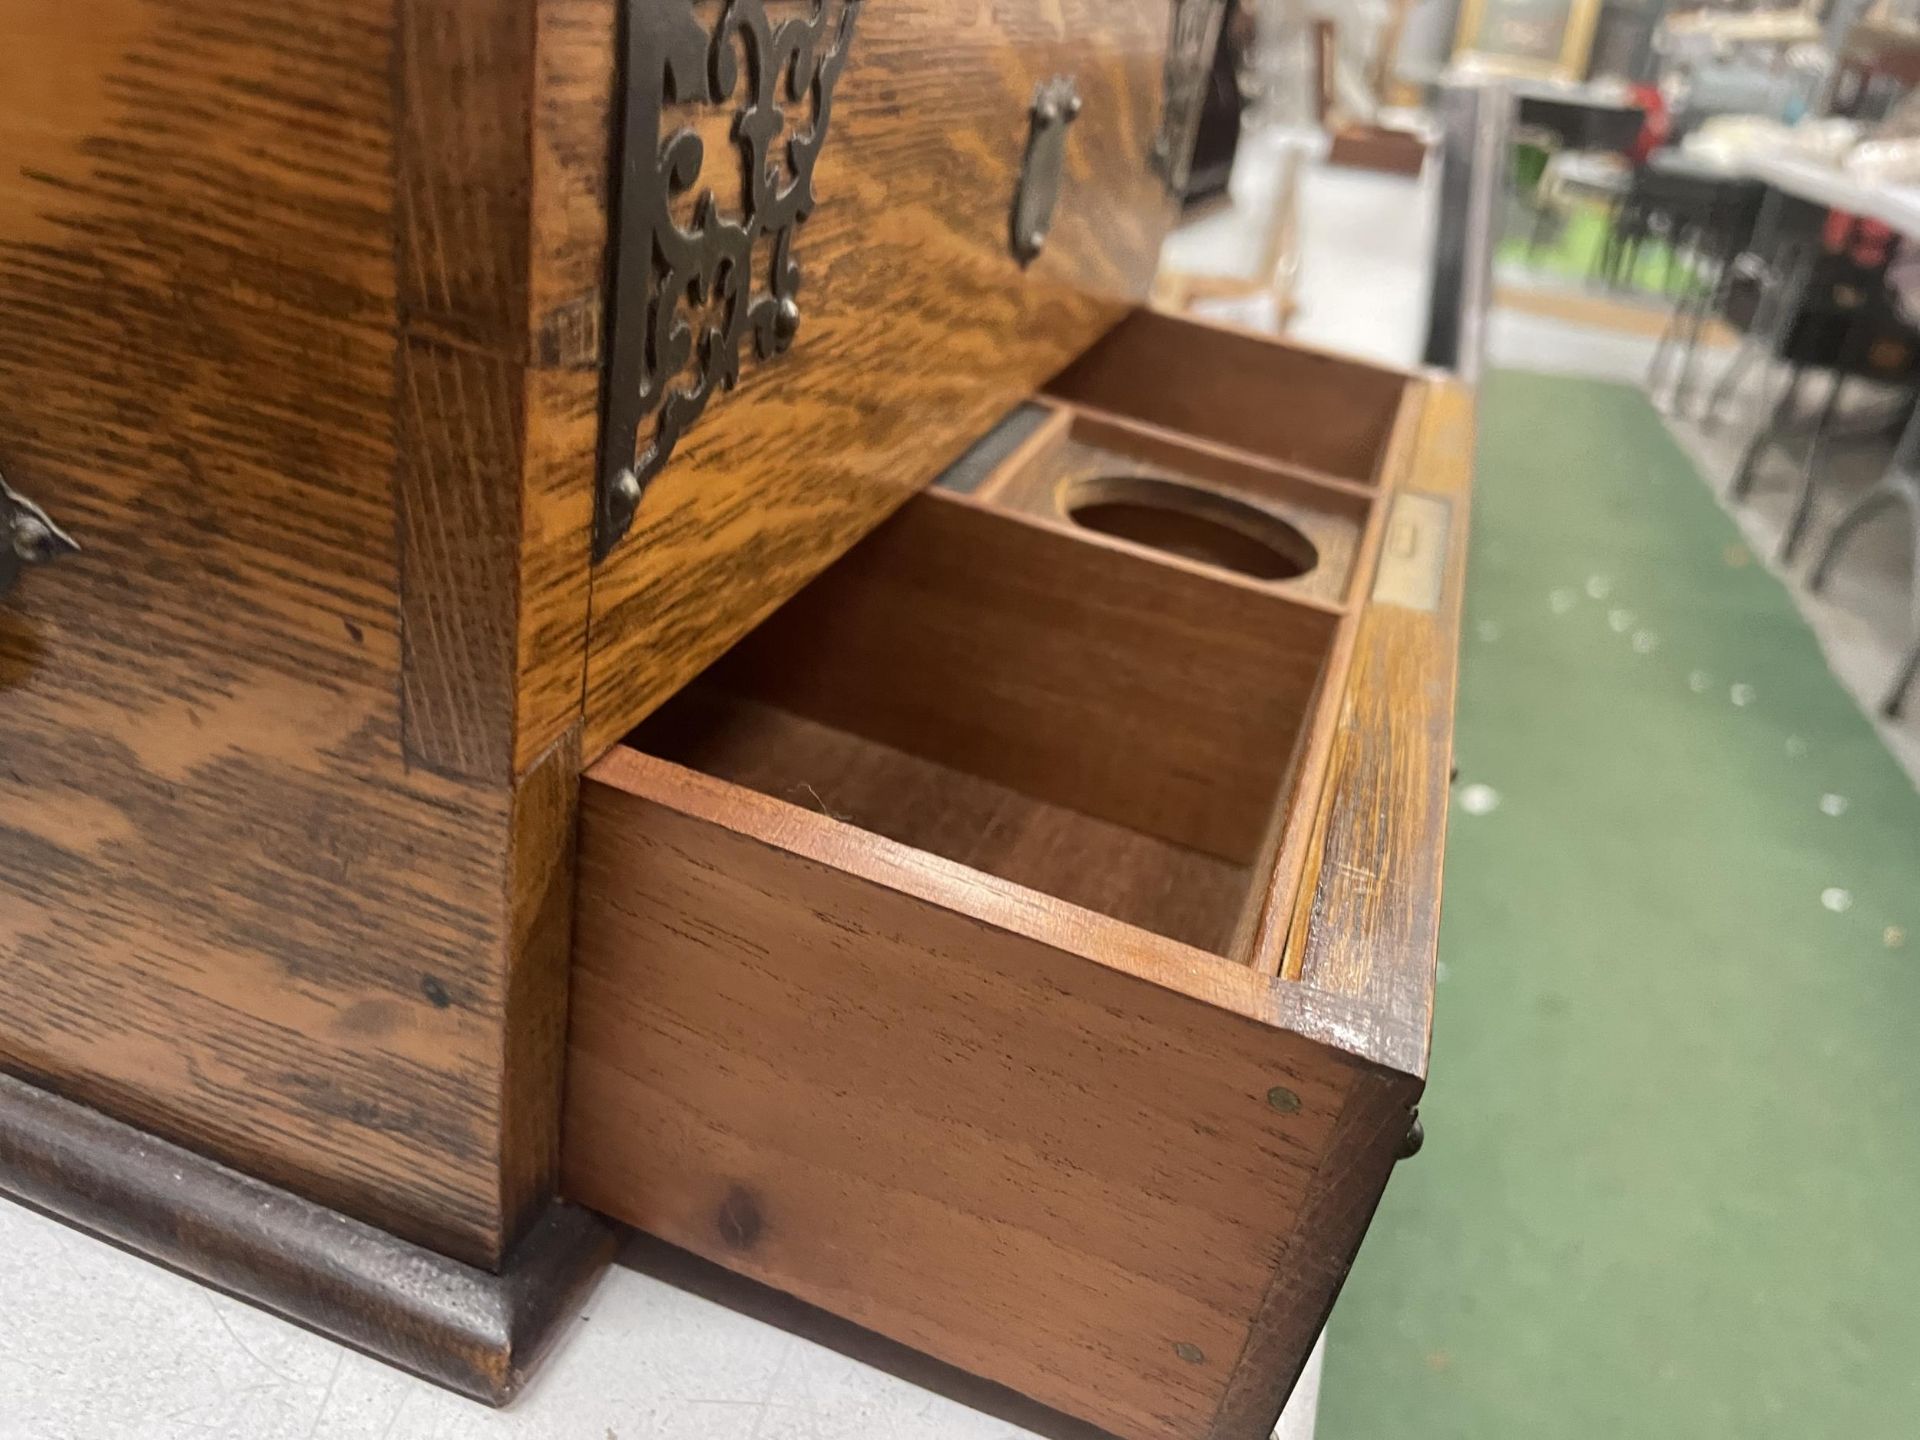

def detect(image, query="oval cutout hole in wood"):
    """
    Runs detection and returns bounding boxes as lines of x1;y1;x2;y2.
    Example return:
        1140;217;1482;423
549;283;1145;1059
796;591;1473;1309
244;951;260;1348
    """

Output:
1062;475;1320;581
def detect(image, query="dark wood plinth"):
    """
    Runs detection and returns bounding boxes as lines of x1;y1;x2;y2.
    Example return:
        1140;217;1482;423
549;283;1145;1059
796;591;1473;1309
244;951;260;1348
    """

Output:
0;1071;618;1404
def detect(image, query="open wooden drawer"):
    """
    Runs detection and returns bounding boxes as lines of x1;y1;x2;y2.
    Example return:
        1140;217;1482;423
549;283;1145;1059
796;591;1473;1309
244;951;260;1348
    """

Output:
561;314;1472;1440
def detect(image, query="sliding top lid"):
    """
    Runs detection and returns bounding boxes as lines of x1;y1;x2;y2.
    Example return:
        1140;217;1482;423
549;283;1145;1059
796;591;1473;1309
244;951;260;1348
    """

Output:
566;0;1227;755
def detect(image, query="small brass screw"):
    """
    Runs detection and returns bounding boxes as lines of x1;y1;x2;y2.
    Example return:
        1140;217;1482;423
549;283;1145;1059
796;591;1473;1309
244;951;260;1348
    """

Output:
1266;1085;1301;1114
1173;1341;1206;1365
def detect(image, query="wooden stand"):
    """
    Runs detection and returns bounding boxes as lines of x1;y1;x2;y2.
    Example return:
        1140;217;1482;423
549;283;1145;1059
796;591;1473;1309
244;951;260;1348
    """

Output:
1327;123;1430;178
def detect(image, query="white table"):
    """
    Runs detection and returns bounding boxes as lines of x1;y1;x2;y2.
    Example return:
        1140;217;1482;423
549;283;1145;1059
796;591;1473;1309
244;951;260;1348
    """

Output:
1745;153;1920;236
1704;151;1920;715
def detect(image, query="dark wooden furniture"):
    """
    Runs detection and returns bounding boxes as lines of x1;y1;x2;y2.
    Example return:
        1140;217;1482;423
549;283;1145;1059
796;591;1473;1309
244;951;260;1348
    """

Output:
0;5;1471;1437
1180;0;1246;204
1328;123;1432;177
1515;87;1646;153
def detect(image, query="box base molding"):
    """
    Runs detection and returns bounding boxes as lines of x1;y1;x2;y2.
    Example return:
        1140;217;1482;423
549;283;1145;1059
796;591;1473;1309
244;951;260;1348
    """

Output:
0;1070;618;1405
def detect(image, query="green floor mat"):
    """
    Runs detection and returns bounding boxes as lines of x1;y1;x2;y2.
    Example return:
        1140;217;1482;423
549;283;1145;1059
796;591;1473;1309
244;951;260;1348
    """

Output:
1318;371;1920;1439
1498;203;1698;296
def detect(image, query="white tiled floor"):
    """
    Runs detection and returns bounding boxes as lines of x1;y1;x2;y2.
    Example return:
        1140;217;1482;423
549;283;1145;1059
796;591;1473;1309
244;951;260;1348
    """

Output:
0;1209;1105;1440
0;1173;1328;1440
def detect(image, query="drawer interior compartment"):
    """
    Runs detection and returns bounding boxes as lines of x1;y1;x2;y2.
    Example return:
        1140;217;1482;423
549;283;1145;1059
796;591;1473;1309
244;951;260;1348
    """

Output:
628;491;1344;957
1047;308;1409;485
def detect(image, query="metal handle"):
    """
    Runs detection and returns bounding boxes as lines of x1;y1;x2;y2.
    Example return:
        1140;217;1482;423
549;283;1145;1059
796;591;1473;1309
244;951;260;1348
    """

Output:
1;471;79;602
1011;76;1081;267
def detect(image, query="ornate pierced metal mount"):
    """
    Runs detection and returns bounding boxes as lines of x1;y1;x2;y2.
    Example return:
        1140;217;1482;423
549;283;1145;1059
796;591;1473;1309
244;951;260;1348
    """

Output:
595;0;864;563
1011;77;1082;268
1153;0;1227;193
1;470;78;603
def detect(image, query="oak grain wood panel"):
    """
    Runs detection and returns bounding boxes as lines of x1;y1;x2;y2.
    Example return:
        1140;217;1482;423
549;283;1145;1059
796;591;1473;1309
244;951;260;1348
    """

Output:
1288;380;1475;1074
518;0;608;774
1242;380;1426;975
495;729;584;1248
571;0;1182;755
691;490;1340;864
563;747;1400;1440
1048;308;1410;484
397;0;594;782
397;334;527;781
395;0;534;782
0;0;584;1267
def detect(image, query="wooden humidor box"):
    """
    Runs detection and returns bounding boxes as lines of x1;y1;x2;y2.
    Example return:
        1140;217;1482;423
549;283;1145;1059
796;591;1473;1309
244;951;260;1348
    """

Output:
0;1;1469;1436
562;313;1471;1440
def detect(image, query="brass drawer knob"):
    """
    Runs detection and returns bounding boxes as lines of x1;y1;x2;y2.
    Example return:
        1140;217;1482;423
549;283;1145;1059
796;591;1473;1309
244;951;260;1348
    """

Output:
1;471;79;601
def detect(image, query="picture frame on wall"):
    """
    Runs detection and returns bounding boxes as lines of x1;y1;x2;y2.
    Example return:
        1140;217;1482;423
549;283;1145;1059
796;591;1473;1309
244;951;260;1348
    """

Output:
1452;0;1603;81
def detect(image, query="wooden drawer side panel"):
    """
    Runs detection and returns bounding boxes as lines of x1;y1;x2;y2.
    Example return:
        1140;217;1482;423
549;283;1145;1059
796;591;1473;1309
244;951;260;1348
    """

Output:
562;758;1411;1440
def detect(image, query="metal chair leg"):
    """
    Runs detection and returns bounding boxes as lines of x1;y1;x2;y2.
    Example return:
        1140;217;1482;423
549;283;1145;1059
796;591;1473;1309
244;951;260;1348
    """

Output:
1809;485;1905;591
1731;365;1807;500
1780;294;1890;562
1728;242;1812;432
1527;197;1556;259
1707;257;1785;428
1705;335;1762;428
1712;286;1781;428
1670;237;1725;419
1894;498;1920;718
1651;228;1704;407
1804;425;1920;719
1648;290;1686;398
1889;636;1920;718
1780;371;1849;562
